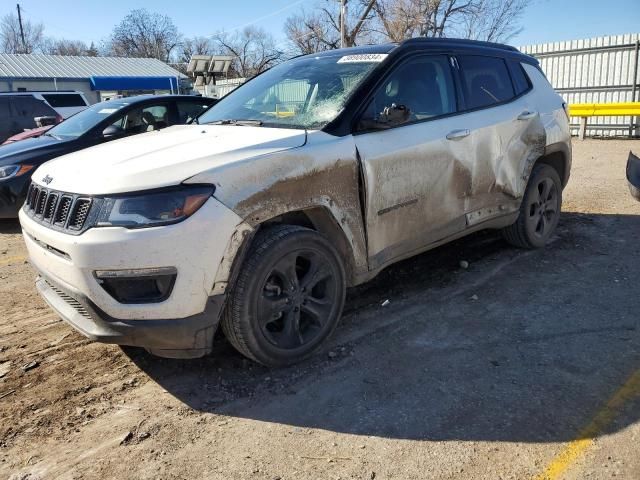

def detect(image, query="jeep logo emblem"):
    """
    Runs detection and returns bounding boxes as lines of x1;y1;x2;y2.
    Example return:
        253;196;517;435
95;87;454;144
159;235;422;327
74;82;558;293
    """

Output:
42;175;53;185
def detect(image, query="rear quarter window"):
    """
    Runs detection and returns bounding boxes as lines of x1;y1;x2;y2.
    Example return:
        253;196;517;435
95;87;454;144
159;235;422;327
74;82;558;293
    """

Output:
508;60;531;95
42;94;87;107
176;101;214;123
457;55;515;110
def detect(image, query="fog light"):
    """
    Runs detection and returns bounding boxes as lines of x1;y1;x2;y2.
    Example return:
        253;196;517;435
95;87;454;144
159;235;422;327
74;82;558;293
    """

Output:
94;267;177;304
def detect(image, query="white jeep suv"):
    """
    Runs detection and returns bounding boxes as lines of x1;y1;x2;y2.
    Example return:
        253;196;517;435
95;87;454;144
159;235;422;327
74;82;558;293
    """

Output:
20;39;571;366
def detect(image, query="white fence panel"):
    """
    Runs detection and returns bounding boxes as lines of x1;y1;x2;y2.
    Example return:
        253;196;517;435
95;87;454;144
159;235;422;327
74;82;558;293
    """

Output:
520;34;640;137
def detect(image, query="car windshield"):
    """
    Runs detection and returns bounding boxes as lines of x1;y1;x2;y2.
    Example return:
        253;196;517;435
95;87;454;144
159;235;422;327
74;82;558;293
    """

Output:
197;54;385;130
47;101;130;139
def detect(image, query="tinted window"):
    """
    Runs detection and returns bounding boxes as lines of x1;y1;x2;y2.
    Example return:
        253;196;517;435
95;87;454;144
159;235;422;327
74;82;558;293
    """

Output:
109;104;169;135
0;97;12;141
9;96;57;119
177;101;213;123
42;93;87;107
457;55;515;109
360;55;456;127
47;101;129;139
508;61;531;95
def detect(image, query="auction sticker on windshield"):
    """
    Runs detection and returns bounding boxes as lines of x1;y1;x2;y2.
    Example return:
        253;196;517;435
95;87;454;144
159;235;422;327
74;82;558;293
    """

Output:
337;54;388;63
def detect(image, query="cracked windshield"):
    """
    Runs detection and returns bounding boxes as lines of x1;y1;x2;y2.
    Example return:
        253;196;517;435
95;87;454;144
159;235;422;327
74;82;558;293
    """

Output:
197;55;382;129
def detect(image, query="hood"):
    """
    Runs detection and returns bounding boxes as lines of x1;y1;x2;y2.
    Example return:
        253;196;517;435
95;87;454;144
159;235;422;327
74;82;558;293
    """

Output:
32;124;307;194
2;125;53;145
0;135;68;164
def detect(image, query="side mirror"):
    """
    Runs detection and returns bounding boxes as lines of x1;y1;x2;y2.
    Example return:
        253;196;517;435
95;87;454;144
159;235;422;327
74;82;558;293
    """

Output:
358;103;411;131
378;104;411;126
102;125;124;138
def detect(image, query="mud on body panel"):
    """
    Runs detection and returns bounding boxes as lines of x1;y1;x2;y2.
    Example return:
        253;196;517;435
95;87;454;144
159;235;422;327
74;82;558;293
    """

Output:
197;132;369;284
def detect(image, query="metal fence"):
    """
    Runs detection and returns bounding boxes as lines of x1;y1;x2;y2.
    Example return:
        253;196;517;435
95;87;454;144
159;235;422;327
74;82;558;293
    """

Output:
520;34;640;137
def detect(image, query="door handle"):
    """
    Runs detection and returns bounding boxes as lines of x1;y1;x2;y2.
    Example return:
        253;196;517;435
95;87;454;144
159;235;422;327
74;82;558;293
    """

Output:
517;110;538;120
446;129;470;140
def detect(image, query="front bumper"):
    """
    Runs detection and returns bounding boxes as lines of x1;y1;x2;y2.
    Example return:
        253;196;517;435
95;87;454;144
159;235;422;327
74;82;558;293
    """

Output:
36;272;224;358
628;151;640;201
20;196;248;357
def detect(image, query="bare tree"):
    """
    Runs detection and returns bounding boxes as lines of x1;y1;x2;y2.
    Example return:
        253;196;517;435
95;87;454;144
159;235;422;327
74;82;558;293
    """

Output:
86;42;99;57
370;0;425;42
179;36;214;64
284;0;379;56
106;9;181;61
286;0;531;55
284;10;339;55
43;39;91;56
459;0;529;42
0;12;45;54
213;27;283;78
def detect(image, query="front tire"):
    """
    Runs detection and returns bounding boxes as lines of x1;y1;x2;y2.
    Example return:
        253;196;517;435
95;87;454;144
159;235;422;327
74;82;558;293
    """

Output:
502;164;562;249
221;225;346;367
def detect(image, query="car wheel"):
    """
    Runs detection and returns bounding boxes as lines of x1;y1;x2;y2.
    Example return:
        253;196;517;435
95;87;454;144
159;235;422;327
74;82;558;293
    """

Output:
502;164;562;249
221;225;346;367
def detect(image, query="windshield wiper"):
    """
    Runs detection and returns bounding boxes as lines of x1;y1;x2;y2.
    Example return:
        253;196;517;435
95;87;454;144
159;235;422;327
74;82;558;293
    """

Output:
43;132;62;140
206;119;263;126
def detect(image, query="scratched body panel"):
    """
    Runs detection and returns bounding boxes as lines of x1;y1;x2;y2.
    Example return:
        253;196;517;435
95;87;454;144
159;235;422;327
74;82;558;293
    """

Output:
188;131;369;281
354;87;550;268
186;63;569;287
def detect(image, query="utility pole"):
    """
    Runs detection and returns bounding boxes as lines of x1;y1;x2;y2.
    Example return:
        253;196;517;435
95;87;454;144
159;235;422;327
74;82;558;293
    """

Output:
340;0;347;49
16;4;27;53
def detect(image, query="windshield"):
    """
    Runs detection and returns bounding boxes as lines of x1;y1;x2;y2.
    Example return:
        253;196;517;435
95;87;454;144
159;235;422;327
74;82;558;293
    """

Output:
197;54;384;129
47;101;129;139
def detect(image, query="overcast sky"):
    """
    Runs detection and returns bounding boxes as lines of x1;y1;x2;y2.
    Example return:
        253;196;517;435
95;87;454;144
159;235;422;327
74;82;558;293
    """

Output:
6;0;640;50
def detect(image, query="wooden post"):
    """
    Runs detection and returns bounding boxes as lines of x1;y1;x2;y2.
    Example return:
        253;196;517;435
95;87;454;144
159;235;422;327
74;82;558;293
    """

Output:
578;117;587;140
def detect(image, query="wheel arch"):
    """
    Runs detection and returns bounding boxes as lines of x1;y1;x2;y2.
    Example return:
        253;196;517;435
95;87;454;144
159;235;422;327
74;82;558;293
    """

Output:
256;207;359;286
536;142;571;188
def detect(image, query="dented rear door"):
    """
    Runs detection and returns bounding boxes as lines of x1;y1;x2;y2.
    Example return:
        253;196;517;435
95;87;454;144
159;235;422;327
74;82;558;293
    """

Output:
453;55;547;227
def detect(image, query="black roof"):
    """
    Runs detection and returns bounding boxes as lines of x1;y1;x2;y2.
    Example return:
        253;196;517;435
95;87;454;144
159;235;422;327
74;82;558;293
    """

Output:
303;37;535;64
305;43;398;58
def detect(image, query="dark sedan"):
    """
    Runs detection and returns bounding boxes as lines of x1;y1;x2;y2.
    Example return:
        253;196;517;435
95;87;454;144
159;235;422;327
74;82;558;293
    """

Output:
0;95;216;218
628;151;640;201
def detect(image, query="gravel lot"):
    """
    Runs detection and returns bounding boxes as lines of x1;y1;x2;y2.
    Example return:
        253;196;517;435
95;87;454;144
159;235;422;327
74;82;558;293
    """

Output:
1;139;639;480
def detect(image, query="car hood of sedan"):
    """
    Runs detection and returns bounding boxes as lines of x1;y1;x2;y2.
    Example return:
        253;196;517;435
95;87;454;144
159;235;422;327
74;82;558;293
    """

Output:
31;124;307;194
0;135;67;164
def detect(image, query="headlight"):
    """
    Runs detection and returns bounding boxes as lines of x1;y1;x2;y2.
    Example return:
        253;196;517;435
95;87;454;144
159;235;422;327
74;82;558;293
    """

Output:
96;185;214;228
0;164;34;181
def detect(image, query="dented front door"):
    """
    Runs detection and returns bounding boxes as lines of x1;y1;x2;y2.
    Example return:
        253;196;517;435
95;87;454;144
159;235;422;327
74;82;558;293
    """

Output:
353;54;471;269
355;117;473;269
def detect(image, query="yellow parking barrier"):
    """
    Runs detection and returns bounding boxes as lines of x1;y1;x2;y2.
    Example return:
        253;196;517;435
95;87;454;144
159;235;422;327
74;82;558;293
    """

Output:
568;102;640;139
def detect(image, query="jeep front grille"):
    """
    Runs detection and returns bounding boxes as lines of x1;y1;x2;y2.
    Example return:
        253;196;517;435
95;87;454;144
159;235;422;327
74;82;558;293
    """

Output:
24;183;94;234
68;199;91;230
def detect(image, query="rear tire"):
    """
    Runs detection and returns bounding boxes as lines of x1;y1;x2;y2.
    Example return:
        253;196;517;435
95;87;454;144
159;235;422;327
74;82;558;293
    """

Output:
502;164;562;249
221;225;346;367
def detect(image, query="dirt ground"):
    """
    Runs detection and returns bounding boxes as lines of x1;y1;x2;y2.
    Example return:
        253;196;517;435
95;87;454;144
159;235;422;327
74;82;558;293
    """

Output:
1;139;639;480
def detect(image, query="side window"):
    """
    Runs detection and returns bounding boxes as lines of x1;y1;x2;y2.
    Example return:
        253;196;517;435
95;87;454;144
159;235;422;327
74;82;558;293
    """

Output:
508;60;531;96
115;104;169;134
359;55;456;129
42;94;87;107
9;97;57;127
176;101;212;124
457;55;515;109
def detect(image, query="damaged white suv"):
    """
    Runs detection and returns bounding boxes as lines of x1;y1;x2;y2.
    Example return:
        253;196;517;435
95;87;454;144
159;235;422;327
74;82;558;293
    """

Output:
20;39;571;366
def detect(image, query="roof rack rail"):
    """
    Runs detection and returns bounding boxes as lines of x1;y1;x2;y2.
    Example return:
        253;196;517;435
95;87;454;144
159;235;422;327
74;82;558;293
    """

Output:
402;37;519;52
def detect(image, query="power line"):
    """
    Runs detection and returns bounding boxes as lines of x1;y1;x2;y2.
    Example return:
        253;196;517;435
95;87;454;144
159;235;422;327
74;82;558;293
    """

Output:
218;0;310;35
